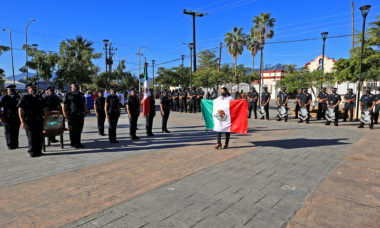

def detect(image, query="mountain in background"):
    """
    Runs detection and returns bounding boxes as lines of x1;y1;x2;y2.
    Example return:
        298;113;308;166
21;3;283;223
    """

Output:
6;73;56;82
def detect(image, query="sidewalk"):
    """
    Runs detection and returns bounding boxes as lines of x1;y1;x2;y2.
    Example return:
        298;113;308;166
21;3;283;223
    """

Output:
0;111;377;227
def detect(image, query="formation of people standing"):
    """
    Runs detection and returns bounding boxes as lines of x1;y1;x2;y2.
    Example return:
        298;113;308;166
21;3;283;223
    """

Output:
0;82;379;158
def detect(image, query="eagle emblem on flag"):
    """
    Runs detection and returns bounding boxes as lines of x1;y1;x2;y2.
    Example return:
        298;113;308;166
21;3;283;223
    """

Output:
214;110;228;121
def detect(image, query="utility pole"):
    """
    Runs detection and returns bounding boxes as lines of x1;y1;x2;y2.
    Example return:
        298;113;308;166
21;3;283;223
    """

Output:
218;42;222;73
2;29;15;85
190;44;193;88
183;9;207;72
152;59;155;92
352;1;355;49
136;48;145;93
181;55;185;67
108;43;117;74
25;19;35;80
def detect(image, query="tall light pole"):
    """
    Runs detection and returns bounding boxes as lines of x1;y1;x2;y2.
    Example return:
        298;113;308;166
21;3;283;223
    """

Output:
31;44;39;90
321;32;328;89
258;42;265;99
183;43;194;88
152;59;155;92
2;28;15;85
181;55;185;67
103;39;109;88
183;9;207;72
356;4;371;121
136;48;146;93
25;19;35;80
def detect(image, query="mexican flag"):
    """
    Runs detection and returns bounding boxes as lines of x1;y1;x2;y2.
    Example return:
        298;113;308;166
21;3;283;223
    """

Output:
142;62;150;117
201;99;248;134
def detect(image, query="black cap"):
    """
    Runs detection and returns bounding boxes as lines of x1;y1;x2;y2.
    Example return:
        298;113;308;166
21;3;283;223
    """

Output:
98;90;104;93
332;87;337;90
110;86;117;90
348;88;353;90
129;88;135;92
281;87;286;90
6;84;16;89
47;86;55;91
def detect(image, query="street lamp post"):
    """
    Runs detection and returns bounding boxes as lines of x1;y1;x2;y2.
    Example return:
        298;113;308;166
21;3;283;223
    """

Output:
356;4;371;121
258;42;265;100
181;55;185;67
321;32;328;89
31;44;39;90
152;60;155;92
2;28;15;85
25;19;35;80
103;39;109;88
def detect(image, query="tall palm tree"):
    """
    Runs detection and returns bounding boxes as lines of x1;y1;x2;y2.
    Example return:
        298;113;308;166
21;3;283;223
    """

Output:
253;12;276;44
224;27;246;88
246;28;260;73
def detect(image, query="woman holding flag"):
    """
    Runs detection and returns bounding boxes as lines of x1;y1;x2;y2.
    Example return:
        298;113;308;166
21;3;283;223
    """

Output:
201;87;248;150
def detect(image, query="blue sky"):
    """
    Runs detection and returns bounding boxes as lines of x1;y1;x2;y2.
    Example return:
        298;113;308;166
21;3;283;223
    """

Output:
1;0;379;78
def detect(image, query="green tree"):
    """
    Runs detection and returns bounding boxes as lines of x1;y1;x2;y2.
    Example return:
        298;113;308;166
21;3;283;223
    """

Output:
193;49;219;88
246;28;260;73
333;16;380;83
252;12;276;45
283;64;297;73
56;35;102;88
25;49;59;83
224;27;246;86
0;45;10;76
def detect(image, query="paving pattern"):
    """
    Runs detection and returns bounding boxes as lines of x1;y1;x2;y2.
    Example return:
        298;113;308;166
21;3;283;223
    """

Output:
0;103;373;227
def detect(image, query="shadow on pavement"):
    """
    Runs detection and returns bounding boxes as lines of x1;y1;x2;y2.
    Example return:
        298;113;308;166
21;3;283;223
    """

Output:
251;138;350;149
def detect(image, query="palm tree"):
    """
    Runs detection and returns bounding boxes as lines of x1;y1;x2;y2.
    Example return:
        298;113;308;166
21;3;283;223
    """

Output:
224;27;246;89
246;28;260;73
253;12;276;44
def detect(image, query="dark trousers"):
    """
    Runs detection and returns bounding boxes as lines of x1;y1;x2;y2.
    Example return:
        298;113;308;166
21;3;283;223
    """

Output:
262;104;269;120
190;99;197;113
129;114;138;136
68;115;84;146
374;104;379;124
180;99;187;112
295;103;300;118
3;120;20;149
317;103;326;119
326;107;339;125
197;98;202;112
173;100;179;112
146;113;155;134
97;112;106;135
217;132;230;145
25;120;44;156
248;102;257;118
108;115;119;142
344;103;354;121
161;109;170;131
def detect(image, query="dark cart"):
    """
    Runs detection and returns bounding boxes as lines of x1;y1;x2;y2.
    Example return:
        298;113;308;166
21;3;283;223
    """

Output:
43;111;67;152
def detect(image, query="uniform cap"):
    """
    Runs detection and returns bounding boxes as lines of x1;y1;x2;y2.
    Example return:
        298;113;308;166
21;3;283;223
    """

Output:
6;84;16;89
332;87;337;90
281;87;286;90
348;88;353;90
47;86;55;91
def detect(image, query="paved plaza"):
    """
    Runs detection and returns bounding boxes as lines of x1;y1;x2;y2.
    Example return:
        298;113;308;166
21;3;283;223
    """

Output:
0;105;379;228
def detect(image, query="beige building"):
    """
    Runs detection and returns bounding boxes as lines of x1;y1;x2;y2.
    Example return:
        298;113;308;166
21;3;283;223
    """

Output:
304;55;336;73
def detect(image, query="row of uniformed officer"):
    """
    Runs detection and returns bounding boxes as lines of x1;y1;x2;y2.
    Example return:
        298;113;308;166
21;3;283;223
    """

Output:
358;87;376;129
260;86;271;120
325;87;341;126
277;87;289;122
297;88;312;124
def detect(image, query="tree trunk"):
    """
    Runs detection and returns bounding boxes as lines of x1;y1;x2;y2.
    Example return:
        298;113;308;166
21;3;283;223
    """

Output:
234;57;238;92
251;53;255;73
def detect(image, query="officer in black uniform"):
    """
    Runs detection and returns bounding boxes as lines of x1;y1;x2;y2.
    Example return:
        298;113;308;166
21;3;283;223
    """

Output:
298;88;312;124
179;89;188;113
0;85;21;149
295;88;303;119
189;88;197;113
197;88;204;112
44;86;61;143
160;90;171;133
62;82;87;149
127;88;140;140
173;89;179;112
277;87;289;122
169;90;174;112
317;87;328;120
145;90;156;136
260;86;270;120
247;88;258;119
18;83;47;157
358;87;375;129
325;87;341;126
105;87;121;143
343;88;356;122
373;87;380;124
94;90;106;136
